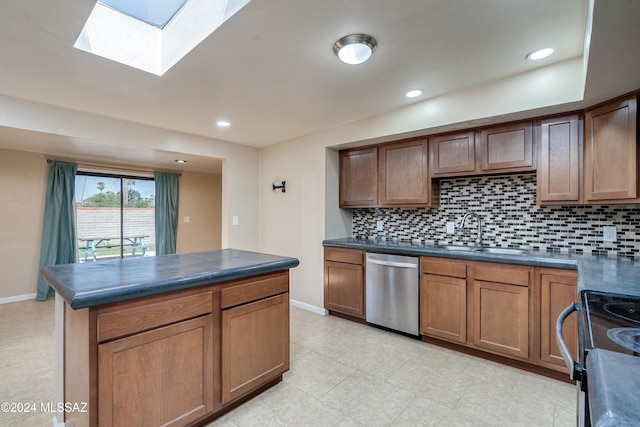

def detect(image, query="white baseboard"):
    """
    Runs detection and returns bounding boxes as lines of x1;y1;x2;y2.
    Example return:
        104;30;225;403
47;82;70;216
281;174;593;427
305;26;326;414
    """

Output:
0;293;37;305
290;299;327;316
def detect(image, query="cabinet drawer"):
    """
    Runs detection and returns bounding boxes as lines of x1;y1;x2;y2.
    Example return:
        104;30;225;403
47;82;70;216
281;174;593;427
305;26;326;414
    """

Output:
421;257;467;278
473;264;530;287
97;291;213;342
324;247;364;265
221;272;289;309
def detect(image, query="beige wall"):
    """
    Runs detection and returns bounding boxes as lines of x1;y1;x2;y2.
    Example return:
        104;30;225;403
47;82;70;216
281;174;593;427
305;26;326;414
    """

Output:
0;149;47;301
177;171;222;253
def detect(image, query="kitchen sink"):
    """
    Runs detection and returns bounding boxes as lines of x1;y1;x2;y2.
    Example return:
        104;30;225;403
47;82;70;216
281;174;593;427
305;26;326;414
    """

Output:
438;245;481;252
478;247;528;255
438;245;528;255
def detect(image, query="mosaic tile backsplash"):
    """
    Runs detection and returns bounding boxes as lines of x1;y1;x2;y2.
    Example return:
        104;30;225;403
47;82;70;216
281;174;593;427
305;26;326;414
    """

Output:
352;174;640;258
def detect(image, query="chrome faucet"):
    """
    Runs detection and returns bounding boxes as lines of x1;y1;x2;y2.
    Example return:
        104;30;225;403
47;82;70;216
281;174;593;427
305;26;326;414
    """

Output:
460;212;482;246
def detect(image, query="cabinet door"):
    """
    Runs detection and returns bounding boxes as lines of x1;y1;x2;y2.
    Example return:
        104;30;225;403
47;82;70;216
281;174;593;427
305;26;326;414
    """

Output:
540;273;578;372
473;280;529;360
479;122;534;172
430;131;476;176
98;315;214;427
379;139;432;205
537;115;581;204
421;274;467;343
221;293;289;404
584;97;638;202
324;260;365;318
339;147;378;207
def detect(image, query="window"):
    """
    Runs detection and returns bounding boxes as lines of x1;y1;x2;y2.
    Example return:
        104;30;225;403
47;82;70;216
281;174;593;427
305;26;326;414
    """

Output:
75;172;155;262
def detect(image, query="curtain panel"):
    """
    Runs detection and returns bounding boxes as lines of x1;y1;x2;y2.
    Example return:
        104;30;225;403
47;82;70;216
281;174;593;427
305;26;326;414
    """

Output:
36;161;78;300
154;172;179;255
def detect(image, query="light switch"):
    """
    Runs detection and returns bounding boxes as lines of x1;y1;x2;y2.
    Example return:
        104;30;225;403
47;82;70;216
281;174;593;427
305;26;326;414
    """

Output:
603;226;617;242
183;216;190;223
232;216;239;226
446;221;455;234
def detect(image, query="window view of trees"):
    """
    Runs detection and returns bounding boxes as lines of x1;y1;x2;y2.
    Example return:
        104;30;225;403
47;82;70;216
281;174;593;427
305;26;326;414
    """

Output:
80;179;155;208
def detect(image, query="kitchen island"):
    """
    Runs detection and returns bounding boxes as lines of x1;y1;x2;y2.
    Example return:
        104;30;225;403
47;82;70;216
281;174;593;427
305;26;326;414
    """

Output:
41;249;299;427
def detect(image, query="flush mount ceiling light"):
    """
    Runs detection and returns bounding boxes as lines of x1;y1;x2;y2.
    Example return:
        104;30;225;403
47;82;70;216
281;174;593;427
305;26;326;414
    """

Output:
405;89;423;98
333;34;377;65
216;120;230;127
175;159;187;163
526;47;554;61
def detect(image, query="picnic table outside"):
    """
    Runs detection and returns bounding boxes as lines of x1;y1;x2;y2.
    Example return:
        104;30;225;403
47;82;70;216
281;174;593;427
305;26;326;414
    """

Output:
78;235;149;262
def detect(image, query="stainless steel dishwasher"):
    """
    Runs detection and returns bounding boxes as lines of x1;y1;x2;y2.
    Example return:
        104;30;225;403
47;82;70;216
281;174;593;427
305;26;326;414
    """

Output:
365;252;419;336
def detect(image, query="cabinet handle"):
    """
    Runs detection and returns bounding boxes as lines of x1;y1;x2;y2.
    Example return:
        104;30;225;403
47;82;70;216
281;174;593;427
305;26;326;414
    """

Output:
366;259;418;269
556;302;582;381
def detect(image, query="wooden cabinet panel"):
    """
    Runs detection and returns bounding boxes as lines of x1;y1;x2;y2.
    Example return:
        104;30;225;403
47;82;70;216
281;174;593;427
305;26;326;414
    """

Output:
473;263;530;287
220;272;288;309
98;315;214;427
97;291;213;342
540;272;578;372
584;97;638;202
430;131;476;176
473;280;529;360
379;139;432;205
421;257;467;278
324;247;364;265
479;122;534;172
537;115;581;204
421;274;467;343
339;147;378;207
221;294;289;404
324;259;365;318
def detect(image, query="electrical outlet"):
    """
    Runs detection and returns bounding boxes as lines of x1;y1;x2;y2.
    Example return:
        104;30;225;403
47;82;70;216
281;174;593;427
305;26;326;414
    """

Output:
446;221;455;234
376;220;384;231
603;226;617;242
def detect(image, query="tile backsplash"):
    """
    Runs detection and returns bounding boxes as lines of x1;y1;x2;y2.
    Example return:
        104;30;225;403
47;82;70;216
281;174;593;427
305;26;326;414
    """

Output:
353;174;640;258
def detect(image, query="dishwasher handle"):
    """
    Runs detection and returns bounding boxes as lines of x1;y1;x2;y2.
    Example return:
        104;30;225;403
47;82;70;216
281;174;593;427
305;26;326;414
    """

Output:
366;258;418;269
556;302;582;382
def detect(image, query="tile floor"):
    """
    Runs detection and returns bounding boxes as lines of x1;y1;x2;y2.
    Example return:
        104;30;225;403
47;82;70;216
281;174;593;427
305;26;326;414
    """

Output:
0;299;577;427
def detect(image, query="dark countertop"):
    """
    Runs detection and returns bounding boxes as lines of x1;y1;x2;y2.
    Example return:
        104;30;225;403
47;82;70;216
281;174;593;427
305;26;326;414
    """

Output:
41;249;300;309
323;237;640;297
586;349;640;427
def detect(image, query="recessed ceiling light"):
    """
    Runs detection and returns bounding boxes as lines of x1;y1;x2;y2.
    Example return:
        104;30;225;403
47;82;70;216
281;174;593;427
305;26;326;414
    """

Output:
333;34;377;65
526;48;554;61
406;89;423;98
175;159;187;163
217;120;230;127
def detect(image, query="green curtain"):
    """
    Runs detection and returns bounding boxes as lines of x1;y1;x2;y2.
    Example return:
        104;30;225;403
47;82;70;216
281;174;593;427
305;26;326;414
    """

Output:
154;172;179;255
36;161;78;300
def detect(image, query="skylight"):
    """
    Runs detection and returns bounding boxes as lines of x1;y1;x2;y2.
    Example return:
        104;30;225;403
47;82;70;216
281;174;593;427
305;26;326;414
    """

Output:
99;0;189;29
75;0;251;76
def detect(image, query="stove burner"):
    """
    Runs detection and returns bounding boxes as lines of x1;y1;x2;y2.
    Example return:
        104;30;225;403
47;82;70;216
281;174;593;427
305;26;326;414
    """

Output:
607;328;640;353
603;302;640;324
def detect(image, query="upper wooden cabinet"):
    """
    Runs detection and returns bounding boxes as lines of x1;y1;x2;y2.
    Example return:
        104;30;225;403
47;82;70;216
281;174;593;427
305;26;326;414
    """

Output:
339;147;378;207
339;139;437;208
430;131;476;176
428;122;535;178
537;114;582;204
584;96;639;203
478;122;535;173
379;139;434;206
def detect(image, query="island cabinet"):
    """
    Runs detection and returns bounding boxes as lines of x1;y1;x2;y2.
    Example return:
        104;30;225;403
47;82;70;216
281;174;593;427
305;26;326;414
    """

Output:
420;257;468;343
429;122;535;178
62;271;291;427
470;263;532;361
536;268;578;373
220;272;290;404
324;247;365;318
584;95;639;203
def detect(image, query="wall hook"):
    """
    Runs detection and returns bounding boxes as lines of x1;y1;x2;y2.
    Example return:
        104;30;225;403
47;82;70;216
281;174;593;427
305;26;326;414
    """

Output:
272;180;286;193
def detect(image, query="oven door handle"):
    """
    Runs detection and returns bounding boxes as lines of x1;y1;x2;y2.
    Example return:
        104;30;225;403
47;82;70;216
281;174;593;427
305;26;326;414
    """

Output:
556;302;581;381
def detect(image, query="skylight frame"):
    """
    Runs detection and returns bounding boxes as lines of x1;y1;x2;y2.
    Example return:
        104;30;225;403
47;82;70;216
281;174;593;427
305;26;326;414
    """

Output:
98;0;190;29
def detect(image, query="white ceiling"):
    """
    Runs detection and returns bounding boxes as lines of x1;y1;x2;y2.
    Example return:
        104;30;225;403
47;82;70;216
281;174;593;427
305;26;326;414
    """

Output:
0;0;639;173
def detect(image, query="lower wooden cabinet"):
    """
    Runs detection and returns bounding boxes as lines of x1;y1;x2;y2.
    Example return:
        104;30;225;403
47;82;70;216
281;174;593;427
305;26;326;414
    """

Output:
98;315;214;427
421;274;467;343
221;293;289;404
539;269;578;372
324;248;365;318
473;279;530;360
